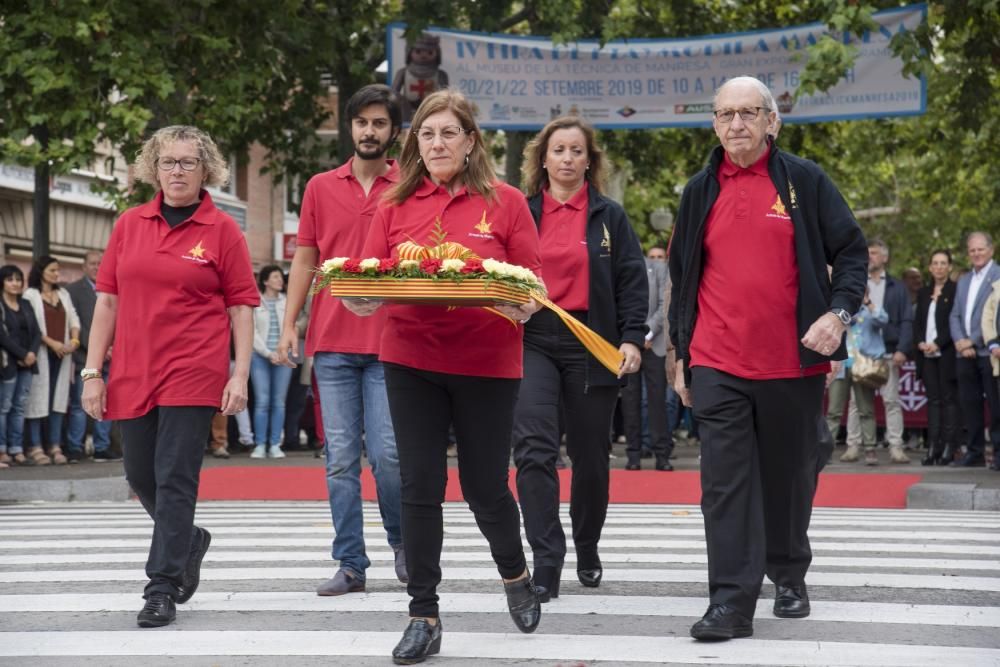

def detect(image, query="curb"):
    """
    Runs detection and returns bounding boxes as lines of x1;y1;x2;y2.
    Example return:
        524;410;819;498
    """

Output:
906;482;1000;511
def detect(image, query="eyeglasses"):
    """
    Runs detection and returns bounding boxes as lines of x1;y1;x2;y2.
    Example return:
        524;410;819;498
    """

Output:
416;126;466;143
157;157;202;171
712;107;770;123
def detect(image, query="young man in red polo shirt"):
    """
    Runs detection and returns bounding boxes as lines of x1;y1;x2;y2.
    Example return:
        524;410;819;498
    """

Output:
669;76;868;641
277;85;405;595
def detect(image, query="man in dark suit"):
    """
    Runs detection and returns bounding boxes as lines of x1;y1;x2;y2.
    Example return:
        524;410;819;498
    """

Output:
948;231;1000;467
621;254;672;471
66;251;118;461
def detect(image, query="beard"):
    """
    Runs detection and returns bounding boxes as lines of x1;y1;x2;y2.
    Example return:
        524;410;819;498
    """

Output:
355;136;393;160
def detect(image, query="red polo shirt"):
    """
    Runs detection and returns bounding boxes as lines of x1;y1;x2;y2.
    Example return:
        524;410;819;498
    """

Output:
96;191;260;420
298;158;399;356
689;149;827;379
539;184;589;311
363;178;541;378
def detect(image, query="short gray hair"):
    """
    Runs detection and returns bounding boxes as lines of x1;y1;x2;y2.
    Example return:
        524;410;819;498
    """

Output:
868;238;889;258
133;125;230;190
967;231;993;248
714;76;781;123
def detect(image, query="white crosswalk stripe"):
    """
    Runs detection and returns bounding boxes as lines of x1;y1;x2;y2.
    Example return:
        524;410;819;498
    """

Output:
0;501;998;666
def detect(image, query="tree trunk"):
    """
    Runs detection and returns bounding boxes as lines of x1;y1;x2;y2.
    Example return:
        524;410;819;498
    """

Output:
32;125;50;260
504;131;528;189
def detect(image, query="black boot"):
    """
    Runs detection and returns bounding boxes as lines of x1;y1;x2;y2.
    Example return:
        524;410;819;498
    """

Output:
503;576;541;633
392;618;442;665
533;565;562;603
938;444;956;465
922;443;943;466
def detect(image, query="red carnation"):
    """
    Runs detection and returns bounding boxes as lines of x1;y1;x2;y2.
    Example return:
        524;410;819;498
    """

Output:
461;258;484;274
420;258;443;274
378;257;398;272
343;259;363;273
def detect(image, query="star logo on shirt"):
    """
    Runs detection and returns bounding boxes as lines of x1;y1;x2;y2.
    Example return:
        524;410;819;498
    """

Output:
770;196;787;217
188;241;206;258
474;213;492;235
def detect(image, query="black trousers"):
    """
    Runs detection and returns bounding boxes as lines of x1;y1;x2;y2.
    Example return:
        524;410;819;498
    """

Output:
119;405;215;598
383;363;526;618
922;354;959;454
512;310;618;570
955;355;1000;457
691;367;824;620
621;347;672;464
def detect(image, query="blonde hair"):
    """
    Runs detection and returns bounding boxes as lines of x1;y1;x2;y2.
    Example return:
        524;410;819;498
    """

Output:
522;116;606;198
385;90;496;205
133;125;230;189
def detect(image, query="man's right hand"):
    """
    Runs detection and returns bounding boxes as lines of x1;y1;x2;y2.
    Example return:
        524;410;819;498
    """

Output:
276;328;299;368
674;359;692;407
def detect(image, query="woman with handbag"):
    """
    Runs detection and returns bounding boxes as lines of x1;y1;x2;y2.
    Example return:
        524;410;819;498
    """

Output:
826;288;888;466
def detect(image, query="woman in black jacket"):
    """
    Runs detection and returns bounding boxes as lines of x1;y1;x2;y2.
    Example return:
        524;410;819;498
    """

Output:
914;250;959;465
0;265;42;467
512;117;647;602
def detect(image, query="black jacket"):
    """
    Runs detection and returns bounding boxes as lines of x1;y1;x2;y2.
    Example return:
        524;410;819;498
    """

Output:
913;280;956;376
878;273;914;356
668;143;867;380
0;297;42;380
527;186;648;387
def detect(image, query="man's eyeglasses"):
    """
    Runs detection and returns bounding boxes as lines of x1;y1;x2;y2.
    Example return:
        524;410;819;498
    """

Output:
416;126;466;143
712;107;770;123
157;157;202;172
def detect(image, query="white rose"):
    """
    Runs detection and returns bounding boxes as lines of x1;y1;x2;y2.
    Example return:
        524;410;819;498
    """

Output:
482;258;501;274
359;257;381;271
441;259;465;272
321;257;350;273
399;259;420;270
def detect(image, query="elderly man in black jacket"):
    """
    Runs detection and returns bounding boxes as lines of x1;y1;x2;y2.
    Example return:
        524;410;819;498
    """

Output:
668;76;867;641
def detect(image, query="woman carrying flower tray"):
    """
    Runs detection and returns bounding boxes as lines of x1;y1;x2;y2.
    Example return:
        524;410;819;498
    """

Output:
343;89;543;665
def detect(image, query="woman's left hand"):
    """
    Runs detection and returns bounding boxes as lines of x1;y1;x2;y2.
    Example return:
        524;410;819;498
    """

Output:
220;376;248;416
618;342;642;378
495;298;541;324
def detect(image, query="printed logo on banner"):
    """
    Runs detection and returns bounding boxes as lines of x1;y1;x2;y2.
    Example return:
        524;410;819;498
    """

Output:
674;103;714;115
777;91;796;115
491;103;511;120
617;106;636;118
897;365;928;412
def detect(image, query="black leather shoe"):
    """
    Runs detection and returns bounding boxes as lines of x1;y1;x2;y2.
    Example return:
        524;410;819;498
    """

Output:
533;565;562;603
921;452;941;466
690;603;753;640
939;445;956;465
655;459;674;471
625;462;641;471
951;453;985;467
503;576;541;633
137;592;176;628
392;618;442;665
177;526;212;604
577;567;602;587
773;584;810;618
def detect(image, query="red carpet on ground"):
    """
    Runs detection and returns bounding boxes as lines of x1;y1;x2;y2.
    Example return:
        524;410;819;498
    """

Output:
199;467;922;509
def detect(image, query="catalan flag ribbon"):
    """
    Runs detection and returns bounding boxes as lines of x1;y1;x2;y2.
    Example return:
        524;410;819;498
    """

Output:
529;290;624;376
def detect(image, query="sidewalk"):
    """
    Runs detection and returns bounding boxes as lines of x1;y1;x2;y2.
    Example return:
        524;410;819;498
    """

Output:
1;440;998;509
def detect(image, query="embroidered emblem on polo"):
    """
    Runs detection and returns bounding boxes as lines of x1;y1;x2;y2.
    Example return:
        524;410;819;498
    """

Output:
766;194;791;221
468;211;495;239
182;240;210;264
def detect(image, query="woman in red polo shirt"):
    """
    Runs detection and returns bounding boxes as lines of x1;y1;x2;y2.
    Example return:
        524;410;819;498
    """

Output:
81;125;259;629
512;117;648;603
346;89;542;664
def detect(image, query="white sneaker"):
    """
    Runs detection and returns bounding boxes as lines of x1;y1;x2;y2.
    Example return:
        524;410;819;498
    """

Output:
250;444;267;459
268;446;286;459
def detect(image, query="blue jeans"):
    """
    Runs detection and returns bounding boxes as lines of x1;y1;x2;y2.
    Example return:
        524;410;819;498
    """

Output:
3;369;32;455
314;352;402;578
67;369;112;453
250;353;293;446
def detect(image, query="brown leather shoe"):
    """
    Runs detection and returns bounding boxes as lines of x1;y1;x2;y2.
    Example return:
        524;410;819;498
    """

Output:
316;569;365;596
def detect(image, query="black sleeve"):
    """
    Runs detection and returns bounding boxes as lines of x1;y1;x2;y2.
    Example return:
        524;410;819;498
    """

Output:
0;308;29;360
667;183;694;353
609;203;649;349
895;284;914;357
934;282;955;348
817;170;867;316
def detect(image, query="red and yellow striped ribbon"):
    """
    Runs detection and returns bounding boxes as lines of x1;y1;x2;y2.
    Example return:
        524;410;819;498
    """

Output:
530;290;624;376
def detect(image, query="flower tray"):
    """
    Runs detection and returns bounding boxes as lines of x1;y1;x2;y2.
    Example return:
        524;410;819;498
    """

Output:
327;278;531;307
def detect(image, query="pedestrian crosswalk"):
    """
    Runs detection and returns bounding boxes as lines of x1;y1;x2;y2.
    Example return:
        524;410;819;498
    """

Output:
0;502;998;666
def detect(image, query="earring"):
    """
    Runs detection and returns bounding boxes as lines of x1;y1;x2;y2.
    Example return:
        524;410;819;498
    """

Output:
465;155;470;166
417;157;423;165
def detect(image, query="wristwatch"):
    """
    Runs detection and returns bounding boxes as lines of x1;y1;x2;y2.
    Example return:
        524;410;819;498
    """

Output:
80;368;102;381
830;308;851;326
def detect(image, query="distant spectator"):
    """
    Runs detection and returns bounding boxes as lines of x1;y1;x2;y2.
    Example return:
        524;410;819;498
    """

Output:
914;250;958;465
0;265;41;466
24;256;81;466
250;265;292;459
66;251;118;462
902;267;923;307
949;231;1000;467
647;245;667;262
